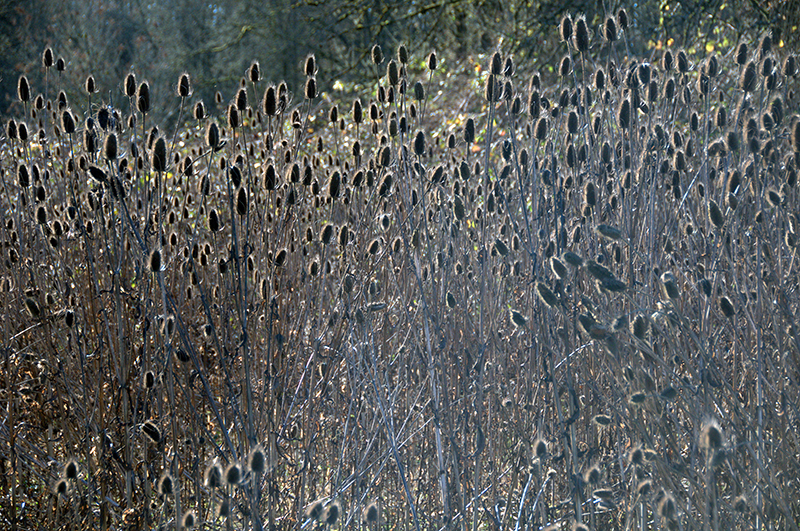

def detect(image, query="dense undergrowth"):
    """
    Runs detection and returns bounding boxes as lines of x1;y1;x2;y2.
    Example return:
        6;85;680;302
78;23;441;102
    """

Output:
2;9;800;531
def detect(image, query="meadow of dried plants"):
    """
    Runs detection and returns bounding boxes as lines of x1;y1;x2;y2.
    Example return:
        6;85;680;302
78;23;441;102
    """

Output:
2;9;800;531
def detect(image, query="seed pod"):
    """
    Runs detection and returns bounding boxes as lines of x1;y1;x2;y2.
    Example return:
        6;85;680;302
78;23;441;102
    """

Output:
61;110;75;134
604;17;617;42
413;130;425;156
464;117;475;144
371;44;384;65
304;77;317;99
677;49;689;73
387;60;399;86
262;85;277;116
151;137;167;171
352;98;363;124
304;54;316;76
427;51;437;70
617;98;630;129
534;117;548;140
708;199;725;228
17;75;30;102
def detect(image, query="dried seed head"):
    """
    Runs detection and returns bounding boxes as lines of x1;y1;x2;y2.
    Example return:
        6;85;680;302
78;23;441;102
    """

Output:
204;462;223;489
413;130;426;156
43;47;54;68
593;414;612;426
719;296;735;318
584;465;601;485
182;510;196;529
54;478;69;496
177;72;191;97
151;137;167;172
534;438;548;458
637;479;653;497
143;371;155;389
149;248;162;273
364;501;380;522
323;501;340;525
248;61;260;82
604;16;617;42
17;75;30;102
536;282;559;308
142;421;161;443
559;14;573;42
304;77;317;99
305;499;325;521
61;109;75;134
136;81;150;113
617;8;628;29
103;133;118;160
158;472;174;496
700;420;723;449
64;459;79;479
225;463;242;486
397;44;409;64
677;49;689;73
791;120;800;153
573;16;590;52
427;51;437;70
534;117;548;140
371;44;384;65
352;98;363;124
617;98;631;129
740;61;757;92
387;60;399;86
708;199;725;228
248;445;267;474
304;54;316;76
510;309;527;327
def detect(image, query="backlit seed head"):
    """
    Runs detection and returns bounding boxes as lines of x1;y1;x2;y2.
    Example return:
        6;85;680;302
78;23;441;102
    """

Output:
427;51;437;71
700;420;723;449
534;438;548;458
510;309;527;327
64;459;79;479
573;16;590;52
248;445;267;474
708;199;725;228
158;472;174;496
593;414;612;426
304;77;317;99
719;295;735;317
637;479;653;497
182;510;196;529
584;465;601;485
559;14;573;42
323;501;340;525
43;47;54;68
136;81;150;113
24;297;41;319
225;463;242;486
149;249;162;273
18;75;31;102
630;446;644;466
305;499;325;521
364;501;380;522
142;421;161;443
204;462;223;489
604;16;617;42
54;478;69;496
61;109;75;134
740;61;757;92
371;44;384;65
536;282;559;308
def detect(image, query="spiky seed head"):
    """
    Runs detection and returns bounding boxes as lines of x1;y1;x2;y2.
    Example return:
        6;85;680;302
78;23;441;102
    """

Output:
791;120;800;153
103;133;118;160
573;16;589;52
562;251;583;267
629;392;646;405
304;77;317;99
387;60;399;86
630;446;644;466
700;420;723;449
55;478;69;496
158;472;174;496
352;98;363;124
559;14;573;42
247;61;260;83
464;117;475;143
371;44;384;65
595;224;622;241
181;510;196;529
149;248;162;273
708;199;725;228
143;371;155;389
323;501;340;525
572;522;589;531
510;309;527;327
534;438;548;458
364;501;380;522
740;61;757;92
414;130;426;156
262;85;277;116
397;43;408;64
446;292;456;308
584;466;601;485
677;49;689;73
427;51;437;71
61;109;75;134
136;81;150;113
733;495;748;512
236;187;248;216
604;16;617;42
224;463;242;486
304;54;316;76
661;272;680;299
17;75;31;103
536;282;559;308
248;445;266;474
617;98;631;129
305;499;325;521
204;462;222;489
142;421;161;443
64;459;79;479
534;117;548;140
56;56;65;71
43;47;54;68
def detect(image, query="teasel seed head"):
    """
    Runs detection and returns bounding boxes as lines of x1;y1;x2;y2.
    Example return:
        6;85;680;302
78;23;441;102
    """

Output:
151;136;167;172
510;309;527;327
397;43;408;64
136;81;150;113
224;462;242;486
61;109;75;134
182;510;196;529
371;44;384;65
204;462;223;489
559;14;573;42
248;445;267;474
17;75;31;103
740;61;757;92
604;16;617;42
387;60;399;86
573;16;589;52
700;419;723;450
719;295;735;318
305;499;325;521
413;130;426;156
584;465;601;485
205;122;219;150
305;77;317;99
708;199;725;229
103;133;118;160
63;459;79;480
364;501;380;522
142;421;161;443
43;47;54;68
157;472;174;496
149;248;162;273
54;478;69;496
534;117;548;141
262;85;277;116
427;51;437;71
533;438;548;459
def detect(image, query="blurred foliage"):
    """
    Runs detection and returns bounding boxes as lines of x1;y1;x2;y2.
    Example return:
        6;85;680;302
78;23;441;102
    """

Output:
0;0;795;123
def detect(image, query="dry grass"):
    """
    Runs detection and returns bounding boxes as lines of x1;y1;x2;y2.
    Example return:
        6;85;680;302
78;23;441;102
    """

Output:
1;16;799;531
